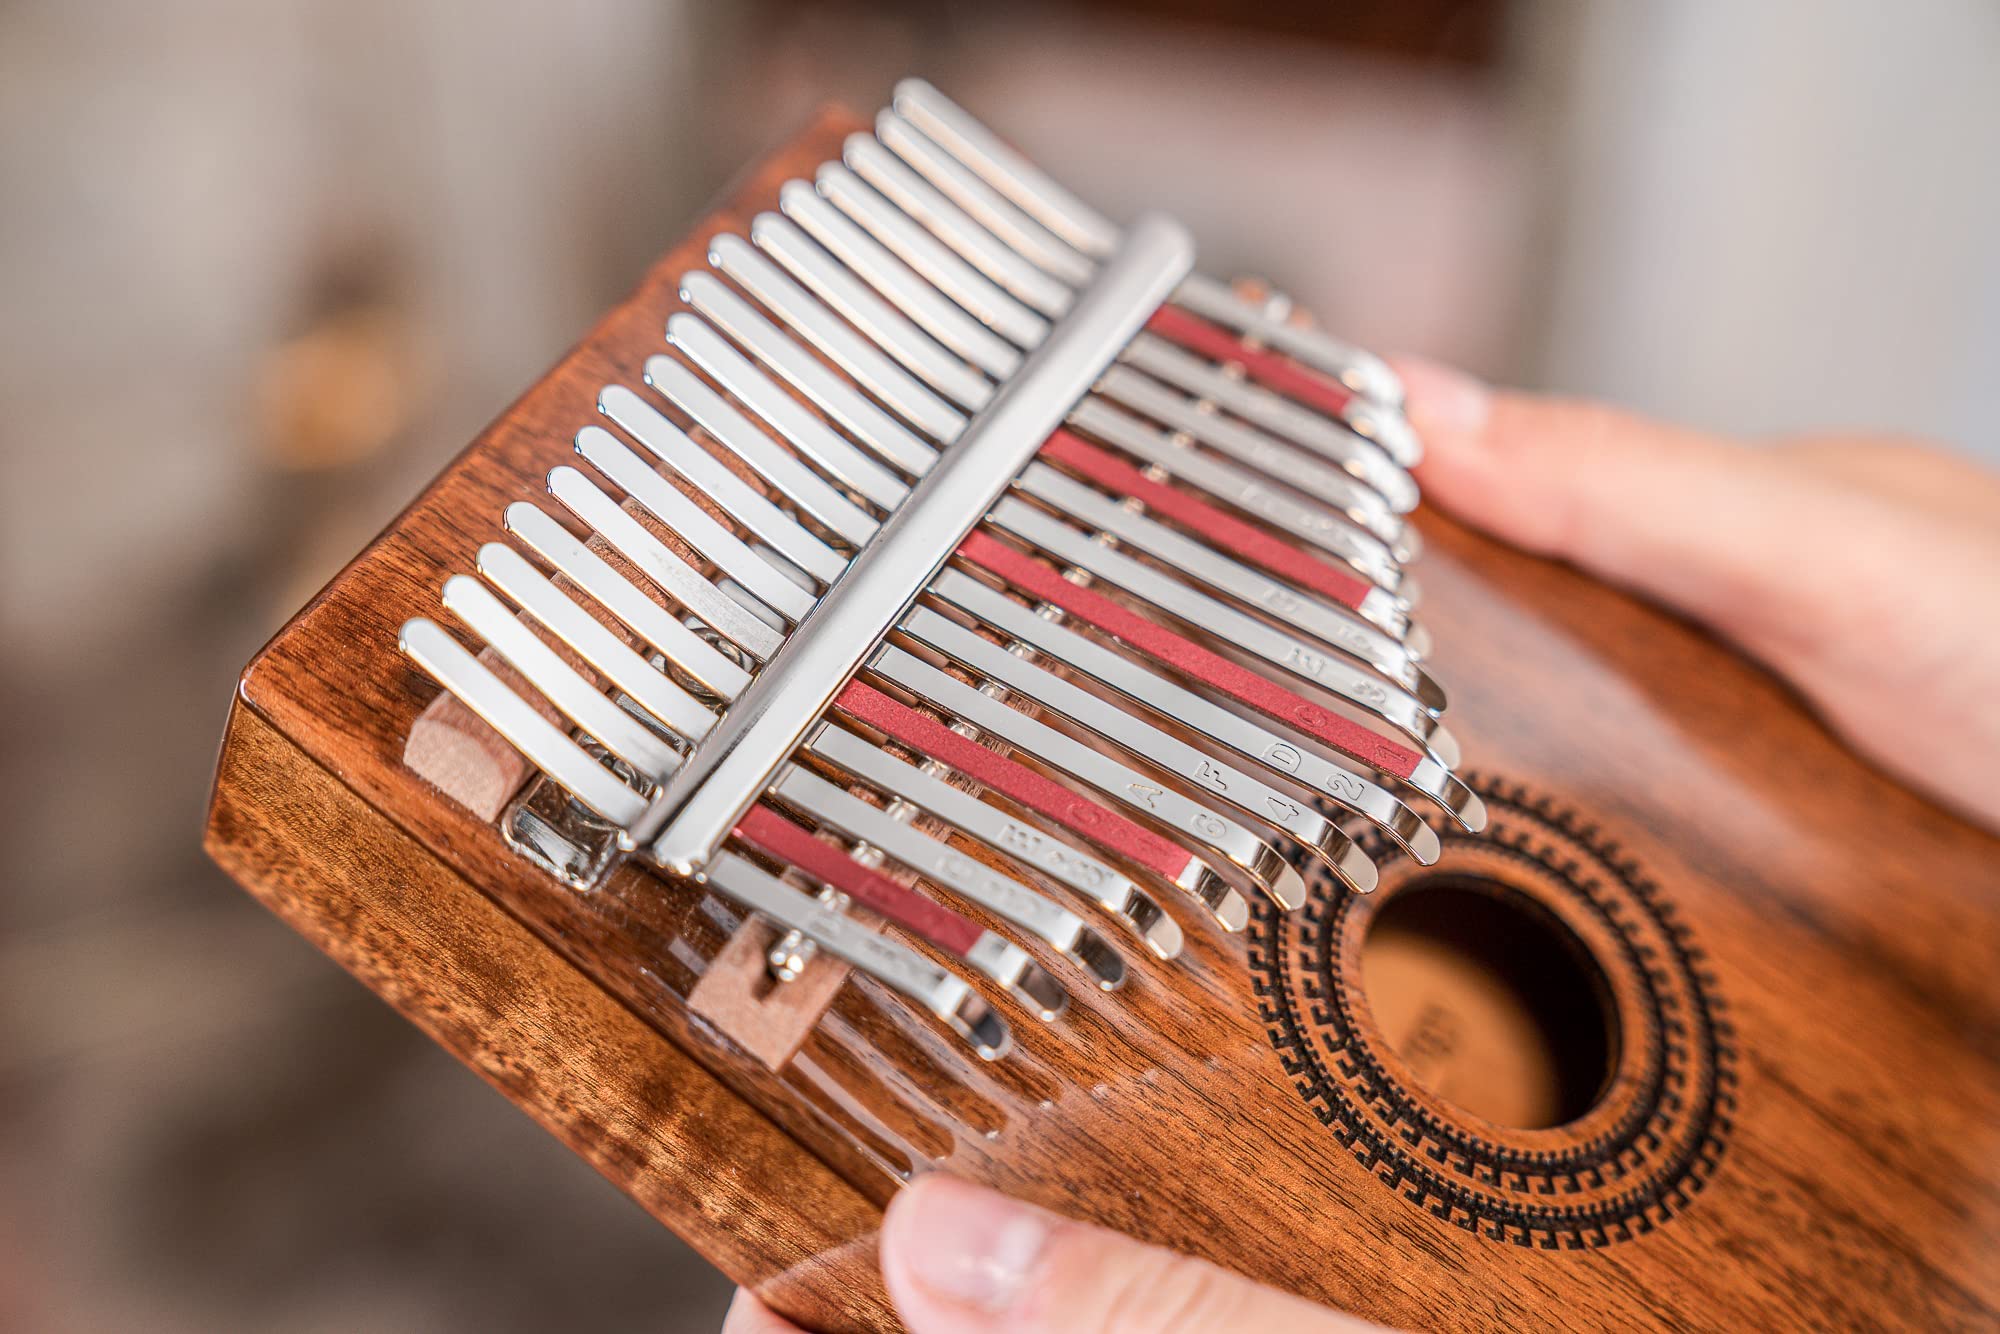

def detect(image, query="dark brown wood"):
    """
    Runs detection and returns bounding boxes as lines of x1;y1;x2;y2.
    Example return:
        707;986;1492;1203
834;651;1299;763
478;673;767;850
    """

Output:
205;107;2000;1331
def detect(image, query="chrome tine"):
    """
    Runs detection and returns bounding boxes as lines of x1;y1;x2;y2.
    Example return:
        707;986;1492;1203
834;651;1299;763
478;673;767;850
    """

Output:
641;353;881;545
475;542;716;745
704;850;1013;1059
574;424;815;624
503;502;751;701
680;269;935;477
1070;397;1416;611
898;606;1373;899
1015;460;1439;704
663;315;909;511
869;644;1307;911
546;465;783;660
988;497;1455;765
768;764;1127;991
440;574;683;779
780;179;1022;378
750;210;995;409
399;619;648;826
874;108;1096;288
927;566;1443;864
803;722;1183;960
889;78;1407;412
843;131;1075;318
1097;365;1408;554
599;384;849;585
1119;333;1417;513
816;162;1050;349
707;231;966;444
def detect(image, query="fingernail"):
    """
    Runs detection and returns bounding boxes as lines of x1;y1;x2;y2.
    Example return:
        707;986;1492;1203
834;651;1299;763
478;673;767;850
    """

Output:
1396;357;1492;438
885;1176;1049;1312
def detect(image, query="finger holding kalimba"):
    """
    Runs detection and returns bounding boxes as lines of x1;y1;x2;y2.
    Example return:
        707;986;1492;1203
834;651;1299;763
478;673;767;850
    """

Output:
803;722;1184;961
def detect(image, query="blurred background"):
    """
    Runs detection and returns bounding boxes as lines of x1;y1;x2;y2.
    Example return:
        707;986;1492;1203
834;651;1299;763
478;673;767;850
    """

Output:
2;1;1994;1329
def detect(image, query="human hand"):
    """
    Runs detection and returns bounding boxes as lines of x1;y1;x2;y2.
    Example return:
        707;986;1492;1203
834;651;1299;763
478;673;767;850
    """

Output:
1395;359;2000;835
721;1173;1385;1333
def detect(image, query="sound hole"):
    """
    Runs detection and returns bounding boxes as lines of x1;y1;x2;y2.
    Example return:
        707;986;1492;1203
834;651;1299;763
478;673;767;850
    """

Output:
1360;876;1617;1130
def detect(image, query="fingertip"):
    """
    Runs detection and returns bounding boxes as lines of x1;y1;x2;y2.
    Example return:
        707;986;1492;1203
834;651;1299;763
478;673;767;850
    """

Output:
1389;355;1494;444
721;1288;805;1334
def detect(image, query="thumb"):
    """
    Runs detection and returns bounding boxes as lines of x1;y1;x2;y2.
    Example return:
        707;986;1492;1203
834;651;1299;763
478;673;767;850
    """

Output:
1391;357;1820;654
879;1174;1384;1333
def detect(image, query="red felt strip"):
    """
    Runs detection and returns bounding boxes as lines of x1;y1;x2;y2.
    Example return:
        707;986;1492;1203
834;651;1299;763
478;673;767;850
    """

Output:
835;680;1195;886
1039;428;1371;611
956;532;1422;780
1146;305;1356;420
732;804;985;957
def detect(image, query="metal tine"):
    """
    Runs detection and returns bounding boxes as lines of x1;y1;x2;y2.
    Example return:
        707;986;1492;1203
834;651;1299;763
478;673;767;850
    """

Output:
694;242;1437;721
441;573;683;780
680;269;936;478
872;104;1412;500
767;765;1127;992
706;232;966;446
803;721;1184;960
502;501;1140;985
1035;431;1437;685
816;162;1051;350
705;850;1013;1060
926;567;1443;863
1119;334;1418;514
779;180;1023;379
1097;364;1410;556
873;108;1096;289
573;423;814;625
545;465;783;660
641;354;881;545
475;542;716;745
598;384;849;586
850;122;1417;529
454;550;1084;1020
843;132;1074;319
869;644;1308;911
663;316;909;511
1071;397;1418;613
504;502;751;701
888;78;1407;412
963;519;1479;831
897;606;1375;899
750;212;995;411
407;591;1024;1059
1011;463;1447;723
399;619;647;827
989;497;1459;769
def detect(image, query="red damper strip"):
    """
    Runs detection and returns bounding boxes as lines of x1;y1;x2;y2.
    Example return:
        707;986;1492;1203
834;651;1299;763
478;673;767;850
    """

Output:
835;681;1196;886
1039;429;1371;611
733;804;985;957
1147;305;1356;420
957;532;1421;780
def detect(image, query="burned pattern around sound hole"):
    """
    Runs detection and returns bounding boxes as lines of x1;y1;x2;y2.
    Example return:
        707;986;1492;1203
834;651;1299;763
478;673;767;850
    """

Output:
1250;775;1736;1250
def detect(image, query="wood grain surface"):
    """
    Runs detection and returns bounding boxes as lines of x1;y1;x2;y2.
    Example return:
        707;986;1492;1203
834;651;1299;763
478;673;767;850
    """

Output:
204;108;2000;1332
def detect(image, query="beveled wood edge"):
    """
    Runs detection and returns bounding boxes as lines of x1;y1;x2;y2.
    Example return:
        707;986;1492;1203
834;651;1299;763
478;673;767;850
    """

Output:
204;695;897;1332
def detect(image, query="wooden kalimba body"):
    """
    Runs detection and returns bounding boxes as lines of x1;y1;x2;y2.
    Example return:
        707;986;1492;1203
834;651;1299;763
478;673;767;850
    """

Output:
204;84;2000;1331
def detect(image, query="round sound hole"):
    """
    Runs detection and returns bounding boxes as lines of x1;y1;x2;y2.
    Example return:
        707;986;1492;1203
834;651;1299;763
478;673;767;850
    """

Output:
1361;875;1618;1130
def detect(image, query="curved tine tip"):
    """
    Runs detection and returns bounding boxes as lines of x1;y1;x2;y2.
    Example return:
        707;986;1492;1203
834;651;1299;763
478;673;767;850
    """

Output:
1411;662;1445;712
1267;863;1308;913
1123;892;1184;961
1427;724;1462;772
1013;963;1070;1023
958;998;1013;1062
1338;844;1380;895
1072;931;1127;992
1195;871;1251;933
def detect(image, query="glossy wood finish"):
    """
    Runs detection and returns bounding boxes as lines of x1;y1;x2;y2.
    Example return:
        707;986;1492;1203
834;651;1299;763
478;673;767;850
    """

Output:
205;110;2000;1331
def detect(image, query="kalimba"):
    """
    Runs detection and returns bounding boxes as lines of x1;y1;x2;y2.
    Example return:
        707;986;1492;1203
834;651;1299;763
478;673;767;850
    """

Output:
204;82;2000;1331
